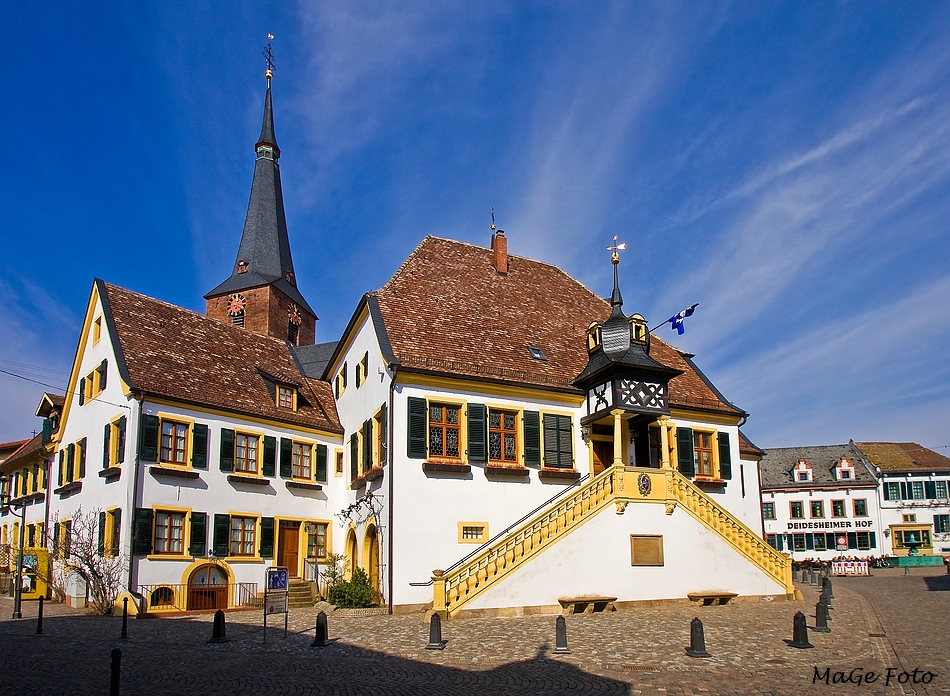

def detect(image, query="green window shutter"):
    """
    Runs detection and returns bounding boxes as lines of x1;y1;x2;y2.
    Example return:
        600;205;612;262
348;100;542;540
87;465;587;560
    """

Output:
263;436;277;477
847;532;857;549
140;414;159;462
870;532;877;549
259;517;275;558
350;434;359;480
103;423;112;469
925;480;937;499
191;423;208;469
66;444;75;482
219;429;235;472
316;444;328;483
42;418;51;445
212;514;230;557
523;411;541;467
78;377;85;406
278;438;292;477
57;450;64;487
467;403;487;462
189;512;207;557
99;359;108;391
132;508;153;555
363;419;374;472
110;509;121;556
717;431;732;480
116;416;126;464
542;415;573;468
78;437;87;478
407;396;427;459
676;427;694;477
379;402;388;466
98;511;107;555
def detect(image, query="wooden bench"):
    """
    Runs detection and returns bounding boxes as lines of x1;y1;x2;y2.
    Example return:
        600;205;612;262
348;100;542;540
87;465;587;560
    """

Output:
687;592;737;606
558;595;618;614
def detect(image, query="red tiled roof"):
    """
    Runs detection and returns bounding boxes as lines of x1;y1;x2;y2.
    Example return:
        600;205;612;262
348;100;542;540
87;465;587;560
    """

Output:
3;434;44;468
738;430;764;457
103;282;341;433
374;237;741;415
855;442;950;473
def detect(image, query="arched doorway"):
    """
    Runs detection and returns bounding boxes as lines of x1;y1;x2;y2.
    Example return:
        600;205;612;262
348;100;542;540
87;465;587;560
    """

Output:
362;523;380;593
187;564;229;610
344;528;358;580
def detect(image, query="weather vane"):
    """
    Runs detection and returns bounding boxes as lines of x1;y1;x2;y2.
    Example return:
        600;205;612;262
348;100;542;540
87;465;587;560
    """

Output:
491;207;496;231
607;235;627;264
263;33;275;81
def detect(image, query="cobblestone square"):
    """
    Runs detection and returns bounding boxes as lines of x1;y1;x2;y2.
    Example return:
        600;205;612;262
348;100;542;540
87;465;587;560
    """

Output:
2;568;947;695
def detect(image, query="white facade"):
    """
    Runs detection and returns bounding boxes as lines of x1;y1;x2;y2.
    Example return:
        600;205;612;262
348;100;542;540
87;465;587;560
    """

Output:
877;473;950;557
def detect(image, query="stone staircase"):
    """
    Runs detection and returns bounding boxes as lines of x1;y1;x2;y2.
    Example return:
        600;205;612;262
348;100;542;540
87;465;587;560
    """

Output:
432;465;793;617
250;579;318;609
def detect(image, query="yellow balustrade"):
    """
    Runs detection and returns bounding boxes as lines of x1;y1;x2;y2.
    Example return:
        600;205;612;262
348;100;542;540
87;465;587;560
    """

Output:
434;466;792;616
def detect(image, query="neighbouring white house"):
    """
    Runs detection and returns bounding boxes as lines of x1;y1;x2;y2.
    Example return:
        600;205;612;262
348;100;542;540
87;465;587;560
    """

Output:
758;443;883;561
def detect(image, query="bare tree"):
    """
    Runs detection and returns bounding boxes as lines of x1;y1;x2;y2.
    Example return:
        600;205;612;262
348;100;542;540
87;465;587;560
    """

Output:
43;507;127;615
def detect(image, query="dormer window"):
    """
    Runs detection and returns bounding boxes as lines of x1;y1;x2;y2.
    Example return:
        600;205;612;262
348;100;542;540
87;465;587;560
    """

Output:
629;313;647;344
586;323;602;352
237;260;248;274
793;458;813;483
835;457;855;481
277;385;296;410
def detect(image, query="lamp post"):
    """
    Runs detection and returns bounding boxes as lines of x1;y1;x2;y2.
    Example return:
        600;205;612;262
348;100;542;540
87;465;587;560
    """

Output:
0;474;27;619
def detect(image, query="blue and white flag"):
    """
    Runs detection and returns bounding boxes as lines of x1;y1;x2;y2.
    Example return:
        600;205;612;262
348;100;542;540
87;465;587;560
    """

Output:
668;303;699;335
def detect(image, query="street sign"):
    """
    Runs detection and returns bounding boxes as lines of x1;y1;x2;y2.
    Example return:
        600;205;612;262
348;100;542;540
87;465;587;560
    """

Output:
266;593;288;615
267;567;289;592
836;535;847;551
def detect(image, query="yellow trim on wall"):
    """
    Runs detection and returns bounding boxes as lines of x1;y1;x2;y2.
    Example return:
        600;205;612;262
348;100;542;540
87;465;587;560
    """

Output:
145;396;343;440
668;408;742;426
400;371;584;406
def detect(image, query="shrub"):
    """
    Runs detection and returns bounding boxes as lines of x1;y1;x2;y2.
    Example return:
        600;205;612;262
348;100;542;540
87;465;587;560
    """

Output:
327;567;377;608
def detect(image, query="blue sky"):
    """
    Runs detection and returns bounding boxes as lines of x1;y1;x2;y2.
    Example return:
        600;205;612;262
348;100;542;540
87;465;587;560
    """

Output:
2;2;948;452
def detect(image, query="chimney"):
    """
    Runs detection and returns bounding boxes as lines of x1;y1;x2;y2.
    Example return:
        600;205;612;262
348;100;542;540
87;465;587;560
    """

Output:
492;229;508;275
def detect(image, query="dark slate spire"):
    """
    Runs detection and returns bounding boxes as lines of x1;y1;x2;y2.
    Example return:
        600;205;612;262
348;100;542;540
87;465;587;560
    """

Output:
204;75;315;317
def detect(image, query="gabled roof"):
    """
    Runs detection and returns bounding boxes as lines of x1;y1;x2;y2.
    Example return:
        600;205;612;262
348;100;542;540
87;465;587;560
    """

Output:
101;281;340;433
738;430;764;458
3;433;44;468
854;442;950;474
293;341;339;380
370;236;742;414
759;443;875;489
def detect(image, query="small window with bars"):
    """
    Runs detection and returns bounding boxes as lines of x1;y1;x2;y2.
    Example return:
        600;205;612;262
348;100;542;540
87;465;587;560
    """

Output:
458;522;488;543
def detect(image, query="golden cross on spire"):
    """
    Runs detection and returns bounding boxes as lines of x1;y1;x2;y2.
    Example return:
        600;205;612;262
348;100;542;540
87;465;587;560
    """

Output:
263;34;275;81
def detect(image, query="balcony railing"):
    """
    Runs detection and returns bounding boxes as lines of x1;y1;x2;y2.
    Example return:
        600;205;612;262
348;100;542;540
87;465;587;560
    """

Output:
139;582;259;613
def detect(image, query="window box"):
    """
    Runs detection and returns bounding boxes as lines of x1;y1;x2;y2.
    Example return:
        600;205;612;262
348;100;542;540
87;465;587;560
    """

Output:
539;467;580;481
350;474;366;490
227;474;270;487
98;467;122;480
485;464;530;477
285;480;323;492
364;466;384;482
423;461;471;475
149;465;201;480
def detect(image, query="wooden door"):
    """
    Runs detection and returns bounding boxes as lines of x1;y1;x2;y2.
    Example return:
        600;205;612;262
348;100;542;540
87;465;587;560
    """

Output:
277;522;300;577
592;440;612;475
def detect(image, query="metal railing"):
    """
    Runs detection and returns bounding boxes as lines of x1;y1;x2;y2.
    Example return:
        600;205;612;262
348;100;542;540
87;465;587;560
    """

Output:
138;582;259;612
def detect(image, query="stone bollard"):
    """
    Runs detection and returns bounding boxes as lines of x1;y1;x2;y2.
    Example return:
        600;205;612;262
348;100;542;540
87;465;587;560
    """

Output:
788;611;813;649
814;599;831;633
904;565;910;576
553;615;571;655
685;617;710;658
311;611;329;647
110;648;122;696
810;569;818;586
818;594;832;621
120;597;129;639
824;576;834;600
36;596;44;635
208;609;229;644
426;612;447;650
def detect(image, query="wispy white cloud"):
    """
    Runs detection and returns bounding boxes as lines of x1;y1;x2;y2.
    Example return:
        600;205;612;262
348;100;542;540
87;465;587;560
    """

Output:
718;274;950;448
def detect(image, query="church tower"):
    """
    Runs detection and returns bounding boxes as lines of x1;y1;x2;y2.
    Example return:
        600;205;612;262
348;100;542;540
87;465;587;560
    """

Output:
205;46;317;346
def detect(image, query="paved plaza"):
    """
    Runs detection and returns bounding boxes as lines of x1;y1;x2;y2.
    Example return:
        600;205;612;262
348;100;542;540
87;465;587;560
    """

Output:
1;568;947;695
